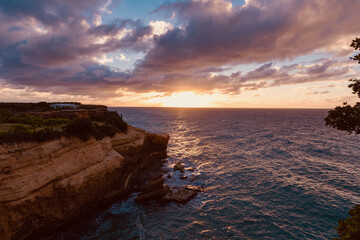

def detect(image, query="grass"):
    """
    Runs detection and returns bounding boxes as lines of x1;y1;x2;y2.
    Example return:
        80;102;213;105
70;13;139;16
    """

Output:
0;102;53;112
0;103;127;144
0;123;32;133
0;102;107;113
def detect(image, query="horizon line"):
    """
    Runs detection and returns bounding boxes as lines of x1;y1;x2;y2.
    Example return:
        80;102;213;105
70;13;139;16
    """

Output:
108;106;331;110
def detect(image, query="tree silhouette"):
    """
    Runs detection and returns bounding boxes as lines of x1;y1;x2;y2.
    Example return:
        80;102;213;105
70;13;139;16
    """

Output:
325;38;360;134
325;38;360;240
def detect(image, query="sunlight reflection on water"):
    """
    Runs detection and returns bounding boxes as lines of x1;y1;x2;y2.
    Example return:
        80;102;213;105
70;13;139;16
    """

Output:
42;108;360;240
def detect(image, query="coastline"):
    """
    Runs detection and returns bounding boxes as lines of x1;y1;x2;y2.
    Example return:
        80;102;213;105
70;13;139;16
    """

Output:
0;125;169;240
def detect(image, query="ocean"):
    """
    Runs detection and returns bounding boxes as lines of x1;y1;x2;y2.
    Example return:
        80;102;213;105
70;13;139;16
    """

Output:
42;108;360;239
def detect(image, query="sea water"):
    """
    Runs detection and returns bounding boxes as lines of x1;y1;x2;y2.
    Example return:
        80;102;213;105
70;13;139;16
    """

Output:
42;108;360;239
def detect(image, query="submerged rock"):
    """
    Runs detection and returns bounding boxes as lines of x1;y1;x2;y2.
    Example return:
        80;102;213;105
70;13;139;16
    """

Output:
173;161;185;173
187;167;195;171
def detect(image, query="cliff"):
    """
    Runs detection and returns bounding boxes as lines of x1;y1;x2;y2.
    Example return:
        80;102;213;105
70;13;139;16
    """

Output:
0;125;169;240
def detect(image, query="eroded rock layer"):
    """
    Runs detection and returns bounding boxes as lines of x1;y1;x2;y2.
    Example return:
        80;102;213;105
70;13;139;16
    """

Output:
0;126;169;240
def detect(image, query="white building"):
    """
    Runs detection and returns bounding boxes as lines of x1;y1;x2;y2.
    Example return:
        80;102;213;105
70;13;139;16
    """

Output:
50;103;79;110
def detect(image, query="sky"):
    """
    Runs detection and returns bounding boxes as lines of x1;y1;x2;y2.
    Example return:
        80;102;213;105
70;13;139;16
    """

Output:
0;0;359;108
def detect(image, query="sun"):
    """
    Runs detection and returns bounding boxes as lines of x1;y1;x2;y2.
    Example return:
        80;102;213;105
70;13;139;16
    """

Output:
156;91;214;108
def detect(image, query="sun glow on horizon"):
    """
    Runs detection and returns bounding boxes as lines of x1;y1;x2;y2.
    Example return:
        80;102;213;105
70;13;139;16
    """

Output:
149;91;215;108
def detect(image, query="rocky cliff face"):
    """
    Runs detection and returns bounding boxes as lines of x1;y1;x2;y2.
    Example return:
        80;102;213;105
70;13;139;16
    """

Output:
0;126;169;240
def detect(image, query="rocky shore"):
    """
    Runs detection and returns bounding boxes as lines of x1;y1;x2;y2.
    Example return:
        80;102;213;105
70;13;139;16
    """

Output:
134;161;203;204
0;125;169;240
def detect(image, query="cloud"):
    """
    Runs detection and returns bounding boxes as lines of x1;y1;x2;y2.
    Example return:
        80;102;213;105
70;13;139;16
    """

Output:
116;54;130;61
306;91;330;95
93;54;114;64
0;0;109;27
100;0;113;13
93;14;103;26
10;18;153;67
110;58;353;94
140;0;360;75
149;20;173;36
0;0;154;97
0;0;359;100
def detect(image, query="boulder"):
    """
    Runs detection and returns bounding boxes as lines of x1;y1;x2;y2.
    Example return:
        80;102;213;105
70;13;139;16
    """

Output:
135;176;170;203
189;175;199;182
134;176;202;204
179;175;187;180
162;189;198;204
144;176;165;192
173;162;185;173
135;185;171;203
185;185;203;192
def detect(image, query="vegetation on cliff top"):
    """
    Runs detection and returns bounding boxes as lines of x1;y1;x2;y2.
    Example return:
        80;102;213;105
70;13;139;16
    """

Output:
0;102;54;112
63;113;127;141
0;102;127;144
0;102;107;112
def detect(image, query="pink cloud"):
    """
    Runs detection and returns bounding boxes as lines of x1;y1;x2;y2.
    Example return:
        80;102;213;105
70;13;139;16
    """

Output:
0;0;359;99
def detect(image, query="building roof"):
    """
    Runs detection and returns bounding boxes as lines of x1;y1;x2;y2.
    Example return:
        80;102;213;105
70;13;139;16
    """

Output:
50;103;78;107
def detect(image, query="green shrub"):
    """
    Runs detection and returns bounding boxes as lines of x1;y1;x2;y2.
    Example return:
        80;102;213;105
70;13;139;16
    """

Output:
63;118;94;141
0;125;33;143
0;102;53;112
92;123;117;140
0;109;128;143
0;109;12;123
0;125;63;144
78;104;107;110
90;112;127;133
33;128;62;143
109;114;128;133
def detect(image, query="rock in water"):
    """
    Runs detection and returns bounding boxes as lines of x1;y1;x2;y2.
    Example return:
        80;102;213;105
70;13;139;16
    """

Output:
135;176;170;203
135;185;171;203
162;189;198;204
187;167;195;171
134;175;201;204
179;175;187;180
185;185;204;192
145;176;165;191
174;161;185;173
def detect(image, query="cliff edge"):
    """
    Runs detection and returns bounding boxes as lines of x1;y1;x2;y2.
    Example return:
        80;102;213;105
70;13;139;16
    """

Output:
0;125;169;240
